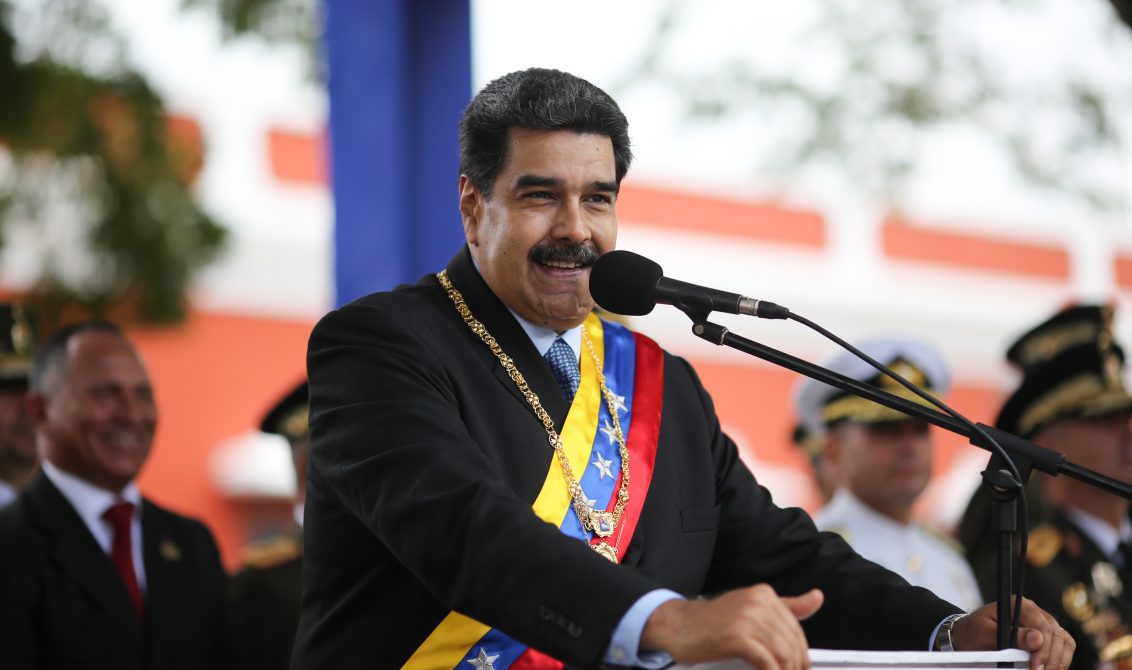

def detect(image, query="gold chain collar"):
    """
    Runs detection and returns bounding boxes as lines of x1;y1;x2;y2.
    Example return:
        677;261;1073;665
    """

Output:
437;270;630;563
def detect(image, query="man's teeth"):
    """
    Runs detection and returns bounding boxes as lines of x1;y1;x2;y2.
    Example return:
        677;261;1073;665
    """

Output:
542;260;582;269
105;432;145;448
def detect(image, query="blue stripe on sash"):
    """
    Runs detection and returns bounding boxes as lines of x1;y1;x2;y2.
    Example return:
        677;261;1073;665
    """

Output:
561;320;636;538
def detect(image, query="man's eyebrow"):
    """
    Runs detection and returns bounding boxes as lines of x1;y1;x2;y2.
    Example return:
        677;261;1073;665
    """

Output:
513;174;563;190
511;175;619;194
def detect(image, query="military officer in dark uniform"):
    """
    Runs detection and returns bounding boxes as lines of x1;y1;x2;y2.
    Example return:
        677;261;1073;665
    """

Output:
0;304;38;508
965;305;1132;670
229;381;308;670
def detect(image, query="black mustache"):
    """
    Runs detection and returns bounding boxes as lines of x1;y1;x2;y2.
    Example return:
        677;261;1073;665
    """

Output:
529;244;600;266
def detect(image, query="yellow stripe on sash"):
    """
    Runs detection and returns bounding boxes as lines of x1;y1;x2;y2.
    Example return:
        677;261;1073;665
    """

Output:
403;314;605;668
532;313;603;523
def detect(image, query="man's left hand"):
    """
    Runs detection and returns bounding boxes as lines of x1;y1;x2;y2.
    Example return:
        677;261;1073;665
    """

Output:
950;598;1075;670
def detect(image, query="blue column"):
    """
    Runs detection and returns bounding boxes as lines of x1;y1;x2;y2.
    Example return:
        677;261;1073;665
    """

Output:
323;0;472;306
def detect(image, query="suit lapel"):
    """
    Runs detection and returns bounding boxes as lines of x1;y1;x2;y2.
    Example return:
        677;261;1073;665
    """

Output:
142;500;186;668
443;248;572;429
27;473;146;653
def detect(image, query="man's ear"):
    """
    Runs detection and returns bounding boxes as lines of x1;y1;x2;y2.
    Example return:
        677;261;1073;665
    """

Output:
25;391;48;427
822;430;842;469
458;175;483;246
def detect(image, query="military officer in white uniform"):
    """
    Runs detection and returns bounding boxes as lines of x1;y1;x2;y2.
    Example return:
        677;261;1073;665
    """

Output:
795;337;983;612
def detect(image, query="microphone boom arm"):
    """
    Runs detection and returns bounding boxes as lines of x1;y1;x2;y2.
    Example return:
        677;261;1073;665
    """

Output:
672;297;1130;651
687;318;1132;499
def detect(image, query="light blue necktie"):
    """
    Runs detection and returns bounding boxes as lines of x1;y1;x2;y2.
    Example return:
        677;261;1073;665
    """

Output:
544;337;581;401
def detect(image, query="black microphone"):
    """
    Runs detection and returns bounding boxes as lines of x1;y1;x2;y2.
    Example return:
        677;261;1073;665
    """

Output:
589;250;790;319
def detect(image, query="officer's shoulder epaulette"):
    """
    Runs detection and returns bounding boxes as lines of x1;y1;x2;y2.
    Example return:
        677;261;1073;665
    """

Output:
1027;523;1063;568
242;534;301;570
919;523;964;554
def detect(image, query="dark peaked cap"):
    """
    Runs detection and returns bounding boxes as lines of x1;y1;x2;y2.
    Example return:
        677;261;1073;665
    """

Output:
260;380;310;444
0;304;37;386
996;305;1132;439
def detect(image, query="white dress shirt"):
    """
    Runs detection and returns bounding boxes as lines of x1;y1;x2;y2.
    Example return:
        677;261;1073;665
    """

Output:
0;479;16;508
1064;506;1132;566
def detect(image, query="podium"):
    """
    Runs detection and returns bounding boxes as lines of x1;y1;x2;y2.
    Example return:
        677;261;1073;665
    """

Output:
675;649;1031;670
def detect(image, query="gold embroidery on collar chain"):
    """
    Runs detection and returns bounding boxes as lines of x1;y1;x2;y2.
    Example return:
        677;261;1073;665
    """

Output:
437;270;630;562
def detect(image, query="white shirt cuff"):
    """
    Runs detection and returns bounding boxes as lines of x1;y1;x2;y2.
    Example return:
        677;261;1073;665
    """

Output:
603;589;684;667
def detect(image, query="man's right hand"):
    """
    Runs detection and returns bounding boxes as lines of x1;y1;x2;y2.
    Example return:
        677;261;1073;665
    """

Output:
639;585;824;670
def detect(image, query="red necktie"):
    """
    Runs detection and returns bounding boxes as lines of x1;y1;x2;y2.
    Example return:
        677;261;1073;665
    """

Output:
102;501;145;618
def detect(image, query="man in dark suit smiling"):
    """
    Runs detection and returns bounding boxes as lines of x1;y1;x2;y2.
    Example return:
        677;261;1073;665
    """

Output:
293;68;1072;670
0;321;230;669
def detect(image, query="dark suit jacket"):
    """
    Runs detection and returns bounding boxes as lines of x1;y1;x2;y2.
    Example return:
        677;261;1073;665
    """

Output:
230;529;303;670
292;247;961;668
0;472;231;669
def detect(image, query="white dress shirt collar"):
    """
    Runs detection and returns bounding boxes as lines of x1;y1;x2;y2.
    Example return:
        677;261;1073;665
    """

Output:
42;459;142;527
1064;506;1132;559
0;479;16;508
507;308;583;361
822;488;914;534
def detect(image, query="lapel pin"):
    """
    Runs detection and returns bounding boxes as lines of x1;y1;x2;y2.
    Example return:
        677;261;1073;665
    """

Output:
160;537;181;562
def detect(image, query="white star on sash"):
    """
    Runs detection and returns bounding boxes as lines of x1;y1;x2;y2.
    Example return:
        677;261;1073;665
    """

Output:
611;391;627;415
599;419;618;444
593;453;614;479
467;648;499;670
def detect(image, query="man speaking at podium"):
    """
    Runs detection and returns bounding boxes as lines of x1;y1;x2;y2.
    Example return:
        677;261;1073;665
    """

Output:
293;68;1073;670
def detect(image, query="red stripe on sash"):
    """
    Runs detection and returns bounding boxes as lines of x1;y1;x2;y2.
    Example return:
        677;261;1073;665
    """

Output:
510;648;565;670
590;332;664;559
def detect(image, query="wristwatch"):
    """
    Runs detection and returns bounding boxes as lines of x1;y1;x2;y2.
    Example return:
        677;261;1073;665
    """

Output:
936;613;967;652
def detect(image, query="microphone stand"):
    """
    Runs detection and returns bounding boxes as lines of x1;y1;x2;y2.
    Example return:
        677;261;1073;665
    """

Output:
676;303;1132;651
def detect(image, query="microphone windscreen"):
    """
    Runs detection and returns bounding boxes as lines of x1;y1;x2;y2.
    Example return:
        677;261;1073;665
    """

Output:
589;250;663;316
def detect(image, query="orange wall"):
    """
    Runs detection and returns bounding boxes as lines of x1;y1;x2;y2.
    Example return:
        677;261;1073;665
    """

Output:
883;216;1071;280
618;184;826;248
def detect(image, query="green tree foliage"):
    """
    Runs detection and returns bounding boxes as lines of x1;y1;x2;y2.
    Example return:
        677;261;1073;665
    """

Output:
186;0;317;43
0;0;226;327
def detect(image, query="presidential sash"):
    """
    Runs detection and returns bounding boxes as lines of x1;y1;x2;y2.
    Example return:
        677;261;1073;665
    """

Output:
404;314;665;669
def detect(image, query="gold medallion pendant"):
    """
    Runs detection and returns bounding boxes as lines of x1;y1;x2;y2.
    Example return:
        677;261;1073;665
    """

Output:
591;510;615;537
593;541;619;563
